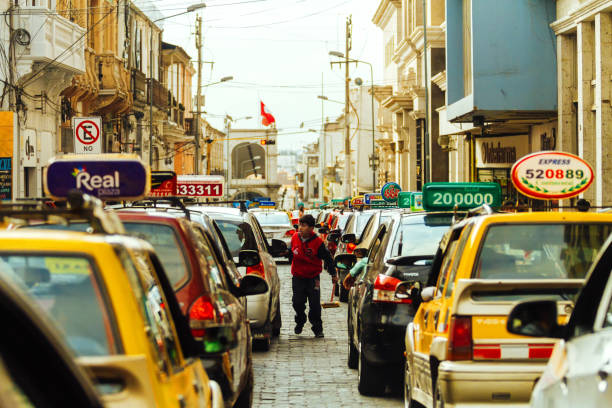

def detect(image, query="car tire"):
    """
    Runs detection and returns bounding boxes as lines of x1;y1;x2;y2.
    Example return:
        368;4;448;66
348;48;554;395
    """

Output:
339;285;349;302
404;360;423;408
272;298;281;337
233;366;253;408
357;340;385;396
253;321;272;351
348;340;358;369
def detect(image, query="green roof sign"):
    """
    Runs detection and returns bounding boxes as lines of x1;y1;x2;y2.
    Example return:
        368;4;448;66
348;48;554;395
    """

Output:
398;192;424;211
422;182;502;211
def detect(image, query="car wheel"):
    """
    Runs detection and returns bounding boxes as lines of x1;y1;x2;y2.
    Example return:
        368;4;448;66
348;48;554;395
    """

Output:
433;377;444;408
233;366;253;408
404;359;423;408
272;297;281;337
339;285;349;302
348;340;358;369
253;321;271;351
357;340;385;396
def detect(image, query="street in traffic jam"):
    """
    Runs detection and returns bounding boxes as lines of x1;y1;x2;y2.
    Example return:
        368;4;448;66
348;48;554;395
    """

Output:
2;0;612;407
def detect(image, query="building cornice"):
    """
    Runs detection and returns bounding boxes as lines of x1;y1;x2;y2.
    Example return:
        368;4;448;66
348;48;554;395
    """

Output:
381;94;414;112
410;26;446;52
551;0;612;34
432;70;447;92
372;0;401;28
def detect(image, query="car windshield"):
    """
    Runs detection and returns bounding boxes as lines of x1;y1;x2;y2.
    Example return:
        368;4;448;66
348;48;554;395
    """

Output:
253;212;290;226
390;216;452;257
355;213;374;237
212;218;259;257
0;254;118;357
475;223;612;279
121;222;189;288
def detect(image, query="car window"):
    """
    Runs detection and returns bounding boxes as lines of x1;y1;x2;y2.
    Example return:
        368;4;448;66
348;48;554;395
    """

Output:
193;230;227;290
213;218;259;257
444;224;473;297
355;213;374;238
0;254;119;357
474;223;612;280
337;215;351;230
115;247;180;373
253;212;291;226
122;222;190;289
390;216;451;257
250;216;271;249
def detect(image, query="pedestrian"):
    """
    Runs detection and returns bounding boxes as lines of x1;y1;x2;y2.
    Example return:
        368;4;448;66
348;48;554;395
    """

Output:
287;214;337;338
341;247;368;290
298;204;305;218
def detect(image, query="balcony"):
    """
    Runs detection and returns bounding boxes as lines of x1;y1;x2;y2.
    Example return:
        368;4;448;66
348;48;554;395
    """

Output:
15;5;86;78
94;54;131;115
131;69;147;105
147;78;169;111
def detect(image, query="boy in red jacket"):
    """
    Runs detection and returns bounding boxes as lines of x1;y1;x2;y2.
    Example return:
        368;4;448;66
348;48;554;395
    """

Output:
287;214;337;338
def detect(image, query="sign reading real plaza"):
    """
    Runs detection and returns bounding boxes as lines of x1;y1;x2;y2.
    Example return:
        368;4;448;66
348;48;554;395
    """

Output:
475;135;529;168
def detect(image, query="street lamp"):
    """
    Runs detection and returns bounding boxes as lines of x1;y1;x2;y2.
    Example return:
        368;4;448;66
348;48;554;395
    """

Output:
329;51;377;190
317;95;344;104
149;2;206;168
201;76;233;88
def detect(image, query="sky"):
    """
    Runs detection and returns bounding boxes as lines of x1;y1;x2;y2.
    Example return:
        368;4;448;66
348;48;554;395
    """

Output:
137;0;383;152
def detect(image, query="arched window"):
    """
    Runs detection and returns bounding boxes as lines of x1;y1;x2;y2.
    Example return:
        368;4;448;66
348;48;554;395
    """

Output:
232;143;266;179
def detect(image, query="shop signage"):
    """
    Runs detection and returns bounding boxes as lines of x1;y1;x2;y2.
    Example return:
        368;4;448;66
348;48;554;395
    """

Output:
381;182;401;202
422;182;502;211
176;175;224;197
44;154;150;200
510;151;594;200
150;171;177;197
476;135;529;168
0;112;14;200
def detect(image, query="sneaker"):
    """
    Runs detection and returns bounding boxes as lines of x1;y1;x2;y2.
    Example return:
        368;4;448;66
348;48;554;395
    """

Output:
294;324;303;334
314;332;324;338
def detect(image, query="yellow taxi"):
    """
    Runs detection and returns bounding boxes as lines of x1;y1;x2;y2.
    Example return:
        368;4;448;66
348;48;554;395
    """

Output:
0;229;225;408
403;209;612;408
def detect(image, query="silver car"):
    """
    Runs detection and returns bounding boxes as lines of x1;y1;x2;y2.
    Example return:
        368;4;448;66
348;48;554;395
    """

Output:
507;233;612;408
251;210;294;256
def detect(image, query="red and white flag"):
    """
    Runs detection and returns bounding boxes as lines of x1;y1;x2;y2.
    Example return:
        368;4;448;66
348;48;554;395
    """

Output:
260;101;276;127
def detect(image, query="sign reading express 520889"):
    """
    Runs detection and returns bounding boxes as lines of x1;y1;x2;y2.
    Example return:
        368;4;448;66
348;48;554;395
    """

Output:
422;182;502;211
511;151;594;200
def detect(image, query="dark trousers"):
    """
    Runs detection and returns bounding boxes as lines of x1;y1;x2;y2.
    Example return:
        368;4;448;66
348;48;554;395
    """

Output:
292;275;322;333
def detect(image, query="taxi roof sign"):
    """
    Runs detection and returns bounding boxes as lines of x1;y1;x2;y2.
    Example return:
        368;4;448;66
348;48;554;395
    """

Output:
398;192;424;212
422;182;501;211
44;154;150;201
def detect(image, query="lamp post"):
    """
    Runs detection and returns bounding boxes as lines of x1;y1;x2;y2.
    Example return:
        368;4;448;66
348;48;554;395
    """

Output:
149;2;206;169
329;51;377;191
224;115;252;199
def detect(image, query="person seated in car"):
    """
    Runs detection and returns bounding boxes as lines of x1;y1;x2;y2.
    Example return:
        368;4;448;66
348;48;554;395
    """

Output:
341;248;368;290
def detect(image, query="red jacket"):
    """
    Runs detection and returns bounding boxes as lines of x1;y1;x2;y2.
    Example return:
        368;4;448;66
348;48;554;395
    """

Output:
290;233;324;278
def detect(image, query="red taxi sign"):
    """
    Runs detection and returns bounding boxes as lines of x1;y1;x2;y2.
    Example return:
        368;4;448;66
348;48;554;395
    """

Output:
176;175;223;197
511;151;594;200
150;171;176;197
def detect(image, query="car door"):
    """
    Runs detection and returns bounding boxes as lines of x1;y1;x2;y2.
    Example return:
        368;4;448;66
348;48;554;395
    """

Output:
123;247;208;407
250;215;280;313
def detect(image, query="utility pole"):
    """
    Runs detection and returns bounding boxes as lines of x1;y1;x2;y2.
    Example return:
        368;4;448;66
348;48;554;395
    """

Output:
194;15;203;174
319;72;324;201
343;16;352;198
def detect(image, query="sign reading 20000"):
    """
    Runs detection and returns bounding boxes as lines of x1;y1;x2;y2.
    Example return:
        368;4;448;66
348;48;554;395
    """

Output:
422;182;502;211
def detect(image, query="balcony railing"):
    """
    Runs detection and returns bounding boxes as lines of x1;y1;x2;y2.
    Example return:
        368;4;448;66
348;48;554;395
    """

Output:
147;78;169;110
131;69;147;104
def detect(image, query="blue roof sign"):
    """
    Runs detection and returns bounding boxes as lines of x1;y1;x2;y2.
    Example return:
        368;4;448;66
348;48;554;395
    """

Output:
44;154;150;201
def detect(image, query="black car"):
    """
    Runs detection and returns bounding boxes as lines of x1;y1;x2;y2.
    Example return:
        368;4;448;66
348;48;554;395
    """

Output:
339;211;453;395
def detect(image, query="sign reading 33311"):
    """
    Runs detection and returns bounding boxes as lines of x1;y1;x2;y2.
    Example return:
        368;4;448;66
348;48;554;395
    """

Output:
511;151;594;200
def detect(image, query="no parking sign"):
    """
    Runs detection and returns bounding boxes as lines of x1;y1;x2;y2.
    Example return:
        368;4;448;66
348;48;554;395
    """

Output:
72;117;102;154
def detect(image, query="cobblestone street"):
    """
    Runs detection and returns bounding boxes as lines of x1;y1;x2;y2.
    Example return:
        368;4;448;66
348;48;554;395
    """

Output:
252;263;403;407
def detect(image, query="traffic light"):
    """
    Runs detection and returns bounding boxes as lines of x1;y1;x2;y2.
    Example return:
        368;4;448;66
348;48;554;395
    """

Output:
260;139;276;145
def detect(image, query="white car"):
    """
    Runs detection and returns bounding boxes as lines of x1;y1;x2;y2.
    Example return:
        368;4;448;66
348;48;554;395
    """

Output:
507;232;612;408
251;210;295;253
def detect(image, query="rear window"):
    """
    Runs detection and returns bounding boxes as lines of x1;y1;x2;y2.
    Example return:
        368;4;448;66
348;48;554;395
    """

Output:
122;222;189;288
213;219;259;257
390;215;452;257
253;212;290;226
355;213;374;237
0;254;119;357
337;215;350;230
475;223;612;280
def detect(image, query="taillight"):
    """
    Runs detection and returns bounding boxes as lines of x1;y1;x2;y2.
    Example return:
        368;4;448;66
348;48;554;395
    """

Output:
189;295;217;338
246;261;265;279
285;229;295;237
447;316;472;361
473;343;554;360
372;274;412;304
347;243;356;253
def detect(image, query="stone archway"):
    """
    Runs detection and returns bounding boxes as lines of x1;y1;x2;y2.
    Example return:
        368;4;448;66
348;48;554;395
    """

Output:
232;142;265;179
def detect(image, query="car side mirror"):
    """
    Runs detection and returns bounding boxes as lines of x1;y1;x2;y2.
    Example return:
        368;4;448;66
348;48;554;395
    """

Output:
395;281;421;300
238;274;269;297
327;232;341;244
340;233;356;244
335;253;357;270
507;300;565;339
318;226;330;234
420;286;436;302
199;324;238;354
269;239;288;257
238;250;261;267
